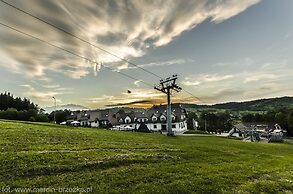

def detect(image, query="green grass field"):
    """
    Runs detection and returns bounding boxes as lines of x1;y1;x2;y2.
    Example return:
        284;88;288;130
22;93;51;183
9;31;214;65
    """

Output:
0;120;292;193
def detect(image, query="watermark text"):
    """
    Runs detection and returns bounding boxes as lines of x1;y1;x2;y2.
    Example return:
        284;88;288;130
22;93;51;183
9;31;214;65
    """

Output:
1;186;93;193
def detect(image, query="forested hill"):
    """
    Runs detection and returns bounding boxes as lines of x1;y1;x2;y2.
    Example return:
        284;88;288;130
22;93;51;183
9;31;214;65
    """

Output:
182;96;293;111
0;92;38;111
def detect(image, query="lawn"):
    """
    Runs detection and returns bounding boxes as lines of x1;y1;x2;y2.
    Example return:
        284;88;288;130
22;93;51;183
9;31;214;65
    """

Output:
0;120;292;193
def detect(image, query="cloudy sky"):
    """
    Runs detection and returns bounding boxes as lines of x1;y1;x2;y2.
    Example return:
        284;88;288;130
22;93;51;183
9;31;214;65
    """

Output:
0;0;293;108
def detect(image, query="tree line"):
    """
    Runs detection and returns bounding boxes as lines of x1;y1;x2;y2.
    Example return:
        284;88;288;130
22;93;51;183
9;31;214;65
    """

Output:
242;108;293;136
187;112;233;133
187;108;293;136
0;92;37;111
0;92;48;122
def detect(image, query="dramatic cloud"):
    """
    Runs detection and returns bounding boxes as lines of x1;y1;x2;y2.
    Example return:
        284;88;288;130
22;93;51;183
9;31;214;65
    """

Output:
0;0;260;79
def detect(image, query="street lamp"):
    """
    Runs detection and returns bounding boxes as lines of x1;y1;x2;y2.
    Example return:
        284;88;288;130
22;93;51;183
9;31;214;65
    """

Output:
204;113;207;132
52;97;56;124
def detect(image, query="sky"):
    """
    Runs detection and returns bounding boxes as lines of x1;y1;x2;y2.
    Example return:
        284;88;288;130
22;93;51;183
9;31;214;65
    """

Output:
0;0;293;109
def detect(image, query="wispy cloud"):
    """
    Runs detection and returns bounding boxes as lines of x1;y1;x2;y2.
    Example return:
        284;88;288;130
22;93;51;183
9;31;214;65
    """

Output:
0;0;260;79
134;80;143;87
182;73;235;86
181;60;293;104
19;84;73;104
244;73;278;83
127;58;193;70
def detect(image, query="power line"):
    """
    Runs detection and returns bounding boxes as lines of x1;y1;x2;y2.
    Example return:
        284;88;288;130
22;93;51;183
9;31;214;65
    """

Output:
182;88;201;101
0;0;201;102
0;0;163;80
0;21;154;88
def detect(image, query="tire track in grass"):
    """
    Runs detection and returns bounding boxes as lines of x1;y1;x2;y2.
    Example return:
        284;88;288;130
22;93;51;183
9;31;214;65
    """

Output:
0;148;181;154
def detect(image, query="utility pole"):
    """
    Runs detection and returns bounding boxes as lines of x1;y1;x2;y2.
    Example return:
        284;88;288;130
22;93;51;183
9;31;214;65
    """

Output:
52;97;56;124
154;74;182;136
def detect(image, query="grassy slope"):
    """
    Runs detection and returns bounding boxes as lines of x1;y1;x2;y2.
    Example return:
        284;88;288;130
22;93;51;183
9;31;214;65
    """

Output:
0;120;292;194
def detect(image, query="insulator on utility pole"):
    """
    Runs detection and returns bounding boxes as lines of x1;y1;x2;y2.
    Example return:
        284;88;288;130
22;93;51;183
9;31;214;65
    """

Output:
154;74;182;136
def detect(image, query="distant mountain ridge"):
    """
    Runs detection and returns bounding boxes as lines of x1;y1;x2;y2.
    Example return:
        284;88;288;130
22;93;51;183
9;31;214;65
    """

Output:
44;104;88;113
181;96;293;111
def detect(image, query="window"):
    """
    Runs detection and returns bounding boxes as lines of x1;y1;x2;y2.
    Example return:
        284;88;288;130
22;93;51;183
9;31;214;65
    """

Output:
172;124;176;128
125;116;131;123
154;124;157;129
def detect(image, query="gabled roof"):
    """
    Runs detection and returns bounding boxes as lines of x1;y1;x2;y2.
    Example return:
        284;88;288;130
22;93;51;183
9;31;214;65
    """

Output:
98;109;110;121
133;111;148;118
87;111;100;122
147;104;186;121
66;104;188;124
150;113;160;118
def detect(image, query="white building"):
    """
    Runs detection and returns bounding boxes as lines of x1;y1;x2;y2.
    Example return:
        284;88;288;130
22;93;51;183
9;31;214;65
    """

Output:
113;104;188;133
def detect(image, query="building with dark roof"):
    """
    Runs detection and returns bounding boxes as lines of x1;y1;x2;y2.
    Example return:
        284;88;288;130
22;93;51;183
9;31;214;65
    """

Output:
66;104;188;133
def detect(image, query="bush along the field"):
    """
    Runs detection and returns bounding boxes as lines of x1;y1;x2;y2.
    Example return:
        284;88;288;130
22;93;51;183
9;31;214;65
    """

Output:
0;108;49;122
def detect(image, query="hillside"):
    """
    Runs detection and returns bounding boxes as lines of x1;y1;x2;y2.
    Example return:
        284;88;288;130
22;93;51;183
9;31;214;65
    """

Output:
43;96;293;114
182;96;293;111
44;104;88;113
0;120;292;193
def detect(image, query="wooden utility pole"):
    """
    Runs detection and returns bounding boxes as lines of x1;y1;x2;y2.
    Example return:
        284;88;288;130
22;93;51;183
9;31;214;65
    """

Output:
154;74;182;136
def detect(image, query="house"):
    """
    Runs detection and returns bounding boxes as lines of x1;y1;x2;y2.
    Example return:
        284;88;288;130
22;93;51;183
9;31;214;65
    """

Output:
65;104;188;133
113;104;188;133
234;122;276;132
229;122;286;142
66;109;113;128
